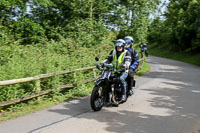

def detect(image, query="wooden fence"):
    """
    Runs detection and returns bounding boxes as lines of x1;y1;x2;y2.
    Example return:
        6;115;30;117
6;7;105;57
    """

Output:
0;54;145;107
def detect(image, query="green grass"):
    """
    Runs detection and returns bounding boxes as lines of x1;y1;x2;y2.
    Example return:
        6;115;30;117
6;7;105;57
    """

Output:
0;60;150;122
135;60;150;77
149;48;200;66
0;83;93;122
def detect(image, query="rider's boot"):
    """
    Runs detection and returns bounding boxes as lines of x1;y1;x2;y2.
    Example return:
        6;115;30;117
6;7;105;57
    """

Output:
128;79;134;96
129;89;133;96
121;94;127;102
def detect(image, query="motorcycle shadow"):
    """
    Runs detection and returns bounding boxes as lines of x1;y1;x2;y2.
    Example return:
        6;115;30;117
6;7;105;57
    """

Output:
104;100;126;108
104;103;119;108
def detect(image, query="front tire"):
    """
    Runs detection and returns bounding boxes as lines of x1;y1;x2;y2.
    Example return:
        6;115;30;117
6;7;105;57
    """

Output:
90;86;104;111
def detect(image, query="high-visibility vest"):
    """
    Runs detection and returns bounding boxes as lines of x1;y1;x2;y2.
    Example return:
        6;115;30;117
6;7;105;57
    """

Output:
112;49;127;71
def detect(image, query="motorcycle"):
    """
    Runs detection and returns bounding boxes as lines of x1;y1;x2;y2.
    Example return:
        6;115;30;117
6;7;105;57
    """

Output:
90;57;131;111
141;47;148;57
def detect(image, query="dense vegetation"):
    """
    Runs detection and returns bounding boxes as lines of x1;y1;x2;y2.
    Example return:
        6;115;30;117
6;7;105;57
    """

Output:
0;0;159;110
148;0;200;53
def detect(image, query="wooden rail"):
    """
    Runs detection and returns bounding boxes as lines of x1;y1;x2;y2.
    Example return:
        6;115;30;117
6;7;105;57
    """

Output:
0;66;95;86
0;55;145;107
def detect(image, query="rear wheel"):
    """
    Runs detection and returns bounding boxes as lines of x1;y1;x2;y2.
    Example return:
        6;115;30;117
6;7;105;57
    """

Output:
90;86;104;111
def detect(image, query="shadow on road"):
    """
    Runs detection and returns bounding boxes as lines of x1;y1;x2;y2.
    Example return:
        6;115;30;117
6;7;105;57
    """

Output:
29;57;200;133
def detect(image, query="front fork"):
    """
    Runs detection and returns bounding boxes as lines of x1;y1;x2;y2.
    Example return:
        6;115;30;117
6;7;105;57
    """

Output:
111;84;119;105
104;84;115;104
108;84;114;103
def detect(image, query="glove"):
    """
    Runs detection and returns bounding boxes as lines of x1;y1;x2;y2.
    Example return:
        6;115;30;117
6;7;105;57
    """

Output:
125;69;129;73
96;63;104;70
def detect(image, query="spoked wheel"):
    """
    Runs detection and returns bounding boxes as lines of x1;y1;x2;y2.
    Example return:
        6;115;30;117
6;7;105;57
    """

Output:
90;86;104;111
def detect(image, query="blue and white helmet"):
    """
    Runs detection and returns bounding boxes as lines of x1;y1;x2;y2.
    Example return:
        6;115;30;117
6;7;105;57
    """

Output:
115;39;125;47
124;36;134;47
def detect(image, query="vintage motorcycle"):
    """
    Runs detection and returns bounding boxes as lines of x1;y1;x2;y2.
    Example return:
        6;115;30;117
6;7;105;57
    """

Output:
90;57;133;111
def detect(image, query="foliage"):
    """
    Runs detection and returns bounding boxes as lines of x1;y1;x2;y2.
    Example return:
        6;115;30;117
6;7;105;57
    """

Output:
109;0;160;43
13;18;45;44
64;18;108;47
1;0;160;44
0;20;14;45
0;0;160;111
148;0;200;52
0;34;114;103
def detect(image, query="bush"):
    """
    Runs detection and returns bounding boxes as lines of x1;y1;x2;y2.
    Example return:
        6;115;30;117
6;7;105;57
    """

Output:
0;33;115;103
64;18;109;48
12;18;45;44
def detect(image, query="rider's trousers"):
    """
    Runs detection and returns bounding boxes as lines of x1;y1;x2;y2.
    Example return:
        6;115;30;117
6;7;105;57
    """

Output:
127;69;135;90
120;72;128;95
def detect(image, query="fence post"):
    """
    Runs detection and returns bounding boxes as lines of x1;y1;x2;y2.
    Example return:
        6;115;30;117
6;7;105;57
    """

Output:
35;80;41;101
73;72;77;82
93;68;97;79
141;52;144;68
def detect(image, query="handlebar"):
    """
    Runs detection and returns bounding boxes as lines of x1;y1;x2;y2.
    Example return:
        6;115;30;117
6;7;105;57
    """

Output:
103;63;113;68
114;68;126;73
96;63;126;73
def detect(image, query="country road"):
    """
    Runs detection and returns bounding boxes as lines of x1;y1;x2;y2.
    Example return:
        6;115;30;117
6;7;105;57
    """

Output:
0;56;200;133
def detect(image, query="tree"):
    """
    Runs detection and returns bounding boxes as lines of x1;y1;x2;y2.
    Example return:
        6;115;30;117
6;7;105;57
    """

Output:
149;0;200;51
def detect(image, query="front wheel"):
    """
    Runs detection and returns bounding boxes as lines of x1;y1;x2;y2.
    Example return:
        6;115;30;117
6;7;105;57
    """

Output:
90;85;104;111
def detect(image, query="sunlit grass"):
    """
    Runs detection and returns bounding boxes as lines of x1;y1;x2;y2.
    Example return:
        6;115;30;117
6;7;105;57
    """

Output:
149;49;200;66
135;60;150;77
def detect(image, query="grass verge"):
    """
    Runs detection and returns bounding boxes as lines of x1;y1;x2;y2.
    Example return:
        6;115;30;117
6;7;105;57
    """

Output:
149;48;200;66
0;84;93;122
135;60;150;77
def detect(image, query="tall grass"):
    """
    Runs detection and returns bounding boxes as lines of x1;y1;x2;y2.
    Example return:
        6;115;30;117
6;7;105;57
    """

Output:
0;36;114;103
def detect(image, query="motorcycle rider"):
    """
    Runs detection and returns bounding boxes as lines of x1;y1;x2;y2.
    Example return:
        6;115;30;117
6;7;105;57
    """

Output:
97;39;131;102
140;42;148;57
124;36;139;95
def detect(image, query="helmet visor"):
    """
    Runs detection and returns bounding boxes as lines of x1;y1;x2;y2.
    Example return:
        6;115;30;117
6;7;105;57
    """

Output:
115;41;124;47
124;38;132;44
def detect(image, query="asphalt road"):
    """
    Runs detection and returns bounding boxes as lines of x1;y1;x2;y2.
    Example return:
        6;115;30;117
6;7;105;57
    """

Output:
0;56;200;133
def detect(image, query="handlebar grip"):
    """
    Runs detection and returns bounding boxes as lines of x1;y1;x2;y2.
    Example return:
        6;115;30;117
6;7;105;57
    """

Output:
103;63;113;68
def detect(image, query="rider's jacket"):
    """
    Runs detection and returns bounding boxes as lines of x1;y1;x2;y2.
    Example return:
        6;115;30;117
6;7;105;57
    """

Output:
140;43;147;50
112;49;128;71
103;49;131;72
125;48;139;70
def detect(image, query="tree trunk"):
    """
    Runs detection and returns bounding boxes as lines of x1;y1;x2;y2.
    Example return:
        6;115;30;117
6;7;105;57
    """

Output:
90;0;93;18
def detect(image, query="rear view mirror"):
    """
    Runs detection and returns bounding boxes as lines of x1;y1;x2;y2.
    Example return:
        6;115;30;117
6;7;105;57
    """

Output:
95;56;99;61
